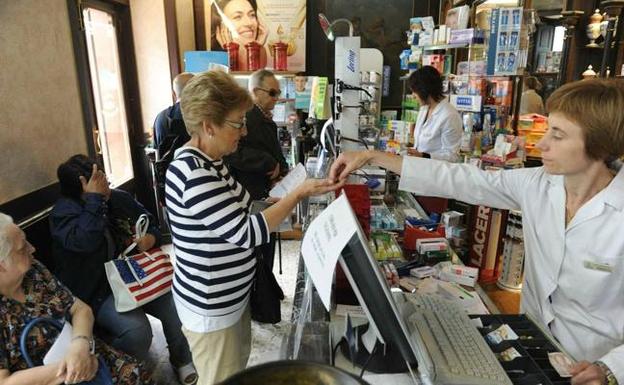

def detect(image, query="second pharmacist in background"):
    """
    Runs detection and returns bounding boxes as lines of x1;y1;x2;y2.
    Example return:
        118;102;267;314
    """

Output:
408;65;462;162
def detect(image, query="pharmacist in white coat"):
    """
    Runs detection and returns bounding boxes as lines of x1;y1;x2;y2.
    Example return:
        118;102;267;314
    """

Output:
409;66;462;162
330;78;624;385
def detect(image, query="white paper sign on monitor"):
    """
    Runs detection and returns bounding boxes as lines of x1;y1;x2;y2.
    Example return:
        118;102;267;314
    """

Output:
301;194;358;310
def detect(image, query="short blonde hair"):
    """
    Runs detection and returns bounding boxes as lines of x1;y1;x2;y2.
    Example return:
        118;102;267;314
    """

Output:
180;70;253;135
546;79;624;162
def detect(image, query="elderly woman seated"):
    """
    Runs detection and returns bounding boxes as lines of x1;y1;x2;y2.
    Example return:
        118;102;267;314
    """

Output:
0;212;153;385
49;154;196;384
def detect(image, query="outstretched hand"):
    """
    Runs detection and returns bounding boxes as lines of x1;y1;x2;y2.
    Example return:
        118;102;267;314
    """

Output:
328;151;374;182
295;178;344;199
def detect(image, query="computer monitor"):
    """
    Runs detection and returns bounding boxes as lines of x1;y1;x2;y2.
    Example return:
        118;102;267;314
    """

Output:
337;199;420;374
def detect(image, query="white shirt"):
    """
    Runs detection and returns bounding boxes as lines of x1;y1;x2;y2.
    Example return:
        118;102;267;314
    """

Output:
399;157;624;382
413;99;462;162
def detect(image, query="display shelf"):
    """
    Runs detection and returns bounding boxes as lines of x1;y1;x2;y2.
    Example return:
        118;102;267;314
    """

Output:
421;43;469;51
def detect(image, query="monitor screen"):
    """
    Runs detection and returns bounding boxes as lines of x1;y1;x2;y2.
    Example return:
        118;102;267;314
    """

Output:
337;201;420;372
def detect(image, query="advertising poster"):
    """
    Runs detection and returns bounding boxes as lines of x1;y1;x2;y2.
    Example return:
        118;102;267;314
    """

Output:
207;0;306;71
294;73;311;111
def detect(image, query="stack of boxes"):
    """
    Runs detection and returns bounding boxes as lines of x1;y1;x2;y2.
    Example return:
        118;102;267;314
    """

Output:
498;211;524;291
518;114;547;158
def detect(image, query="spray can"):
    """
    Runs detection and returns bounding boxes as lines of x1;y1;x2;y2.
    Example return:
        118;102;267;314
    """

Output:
482;113;492;148
460;113;473;153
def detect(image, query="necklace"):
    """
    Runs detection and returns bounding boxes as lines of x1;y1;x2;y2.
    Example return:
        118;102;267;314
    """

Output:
565;207;575;224
565;172;614;225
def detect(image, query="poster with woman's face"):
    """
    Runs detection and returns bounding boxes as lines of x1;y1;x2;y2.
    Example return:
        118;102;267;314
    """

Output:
207;0;306;72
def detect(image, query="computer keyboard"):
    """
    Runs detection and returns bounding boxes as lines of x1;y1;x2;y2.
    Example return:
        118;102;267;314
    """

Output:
406;294;513;385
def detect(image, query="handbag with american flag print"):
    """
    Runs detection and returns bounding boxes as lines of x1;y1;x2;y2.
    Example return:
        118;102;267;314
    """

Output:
104;215;174;312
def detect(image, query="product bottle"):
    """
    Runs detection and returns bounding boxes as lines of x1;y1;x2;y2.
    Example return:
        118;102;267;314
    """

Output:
494;117;509;141
472;132;482;157
245;41;262;71
484;83;496;106
482;113;493;148
224;42;240;71
460;113;474;153
273;42;288;71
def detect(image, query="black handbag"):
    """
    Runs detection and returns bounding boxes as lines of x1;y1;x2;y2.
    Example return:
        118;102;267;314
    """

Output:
250;250;284;324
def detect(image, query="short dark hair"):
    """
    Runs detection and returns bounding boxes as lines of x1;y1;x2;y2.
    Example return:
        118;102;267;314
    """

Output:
408;66;444;103
524;76;542;92
57;154;98;200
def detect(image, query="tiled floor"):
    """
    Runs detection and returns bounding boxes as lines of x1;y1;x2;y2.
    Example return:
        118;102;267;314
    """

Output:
148;240;302;384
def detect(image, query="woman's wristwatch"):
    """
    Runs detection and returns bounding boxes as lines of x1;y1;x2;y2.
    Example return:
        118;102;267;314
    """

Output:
72;335;95;355
595;361;618;385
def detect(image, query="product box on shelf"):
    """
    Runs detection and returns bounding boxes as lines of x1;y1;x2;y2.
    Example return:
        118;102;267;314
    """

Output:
457;60;487;76
449;28;476;44
442;210;464;228
409;16;435;47
481;134;526;167
369;231;403;261
423;54;444;74
450;94;483;112
468;205;507;283
495;79;514;106
438;265;479;287
487;7;523;75
446;5;470;30
468;78;488;97
518;114;547;158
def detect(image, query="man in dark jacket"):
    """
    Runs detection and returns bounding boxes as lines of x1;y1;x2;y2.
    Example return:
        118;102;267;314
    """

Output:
152;72;194;151
225;70;289;272
225;69;289;200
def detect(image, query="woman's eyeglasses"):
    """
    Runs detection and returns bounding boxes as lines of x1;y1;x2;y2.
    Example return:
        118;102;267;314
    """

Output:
224;117;247;130
257;87;281;98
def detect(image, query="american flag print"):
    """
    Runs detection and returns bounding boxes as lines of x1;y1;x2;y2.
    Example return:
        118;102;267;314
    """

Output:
112;247;173;305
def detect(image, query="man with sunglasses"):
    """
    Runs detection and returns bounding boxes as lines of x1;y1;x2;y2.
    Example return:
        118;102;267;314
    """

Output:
225;70;289;272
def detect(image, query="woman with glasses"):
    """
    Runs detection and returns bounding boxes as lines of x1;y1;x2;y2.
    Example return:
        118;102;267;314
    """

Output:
165;70;341;385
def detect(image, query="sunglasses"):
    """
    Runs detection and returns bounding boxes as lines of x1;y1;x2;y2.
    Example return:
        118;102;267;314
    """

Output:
224;117;247;130
257;87;281;98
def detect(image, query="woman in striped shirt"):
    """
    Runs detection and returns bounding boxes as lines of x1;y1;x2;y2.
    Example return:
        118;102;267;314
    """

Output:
165;70;340;385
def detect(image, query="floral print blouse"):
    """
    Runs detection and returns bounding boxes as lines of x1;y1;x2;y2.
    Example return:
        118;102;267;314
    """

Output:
0;259;153;384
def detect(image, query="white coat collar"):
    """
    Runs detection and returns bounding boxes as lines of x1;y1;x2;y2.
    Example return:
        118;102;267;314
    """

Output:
427;99;448;118
545;164;624;231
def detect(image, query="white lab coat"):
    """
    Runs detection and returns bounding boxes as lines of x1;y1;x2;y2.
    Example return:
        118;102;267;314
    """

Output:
413;99;462;162
399;157;624;382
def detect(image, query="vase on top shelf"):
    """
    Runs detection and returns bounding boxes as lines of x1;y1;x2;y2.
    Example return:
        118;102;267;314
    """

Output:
586;9;603;47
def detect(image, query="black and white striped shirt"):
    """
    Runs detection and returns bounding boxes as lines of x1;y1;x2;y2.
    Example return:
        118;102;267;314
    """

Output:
165;147;269;332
